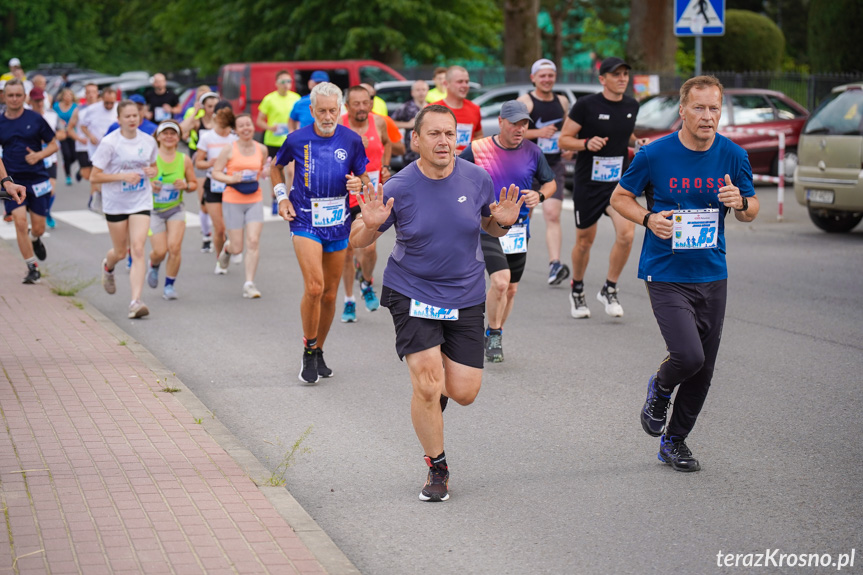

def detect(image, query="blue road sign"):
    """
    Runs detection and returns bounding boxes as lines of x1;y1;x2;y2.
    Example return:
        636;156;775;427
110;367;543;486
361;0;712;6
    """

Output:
675;0;725;36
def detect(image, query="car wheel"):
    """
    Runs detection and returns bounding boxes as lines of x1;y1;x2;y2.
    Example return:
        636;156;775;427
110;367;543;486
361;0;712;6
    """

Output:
773;147;798;184
807;208;863;233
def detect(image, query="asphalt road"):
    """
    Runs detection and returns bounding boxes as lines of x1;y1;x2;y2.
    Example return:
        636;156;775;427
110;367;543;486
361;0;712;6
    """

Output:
8;177;862;574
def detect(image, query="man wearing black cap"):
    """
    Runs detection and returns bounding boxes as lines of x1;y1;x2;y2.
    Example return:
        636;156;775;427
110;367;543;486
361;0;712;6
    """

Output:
560;56;648;320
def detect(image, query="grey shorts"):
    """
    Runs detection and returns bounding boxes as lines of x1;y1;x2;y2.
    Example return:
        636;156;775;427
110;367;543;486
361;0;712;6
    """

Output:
223;201;263;230
149;203;186;235
533;161;566;201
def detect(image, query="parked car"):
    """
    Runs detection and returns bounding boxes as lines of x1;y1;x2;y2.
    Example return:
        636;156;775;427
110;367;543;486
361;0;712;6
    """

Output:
793;82;863;233
635;88;809;182
218;60;405;132
375;80;483;115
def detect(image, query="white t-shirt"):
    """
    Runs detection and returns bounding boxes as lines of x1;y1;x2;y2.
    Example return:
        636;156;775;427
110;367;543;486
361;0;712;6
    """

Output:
74;104;89;152
91;129;158;215
41;110;59;167
196;129;237;179
80;103;118;156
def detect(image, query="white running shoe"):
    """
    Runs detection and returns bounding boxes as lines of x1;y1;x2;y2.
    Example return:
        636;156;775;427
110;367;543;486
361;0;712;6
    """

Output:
570;291;591;319
597;285;624;317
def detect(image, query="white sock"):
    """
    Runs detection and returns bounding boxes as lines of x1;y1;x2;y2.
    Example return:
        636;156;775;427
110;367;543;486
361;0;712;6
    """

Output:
200;212;211;236
345;296;355;303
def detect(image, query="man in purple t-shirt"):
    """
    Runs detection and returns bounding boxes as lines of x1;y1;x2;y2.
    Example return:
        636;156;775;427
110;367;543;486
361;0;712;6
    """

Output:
350;105;523;502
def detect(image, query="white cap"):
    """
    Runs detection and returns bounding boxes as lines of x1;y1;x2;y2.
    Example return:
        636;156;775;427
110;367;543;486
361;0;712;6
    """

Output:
156;121;182;136
8;58;21;68
531;59;556;75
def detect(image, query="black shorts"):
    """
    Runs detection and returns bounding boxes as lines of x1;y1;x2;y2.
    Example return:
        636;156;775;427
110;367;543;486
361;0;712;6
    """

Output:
203;178;223;204
573;185;614;229
480;232;528;283
349;204;361;219
533;160;566;201
76;151;92;169
105;210;150;222
266;145;282;159
381;285;485;369
46;164;58;179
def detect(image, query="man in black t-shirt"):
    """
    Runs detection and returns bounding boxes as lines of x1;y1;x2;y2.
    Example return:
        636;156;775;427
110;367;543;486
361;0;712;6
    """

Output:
143;73;180;123
560;57;649;320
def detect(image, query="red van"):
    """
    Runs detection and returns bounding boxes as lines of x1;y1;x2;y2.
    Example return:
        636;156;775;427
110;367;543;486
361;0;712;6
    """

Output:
218;60;405;132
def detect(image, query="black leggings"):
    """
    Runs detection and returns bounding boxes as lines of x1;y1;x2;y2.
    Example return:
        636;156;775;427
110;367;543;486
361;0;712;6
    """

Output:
646;279;727;438
60;138;77;175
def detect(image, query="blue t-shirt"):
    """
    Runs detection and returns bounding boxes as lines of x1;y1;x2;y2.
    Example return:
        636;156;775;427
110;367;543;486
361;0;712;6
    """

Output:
275;124;368;241
459;136;554;236
378;158;495;309
0;110;55;183
106;119;157;136
289;95;314;129
619;132;755;283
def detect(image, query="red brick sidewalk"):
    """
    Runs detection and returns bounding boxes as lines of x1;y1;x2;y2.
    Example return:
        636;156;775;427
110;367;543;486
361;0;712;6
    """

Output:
0;245;356;574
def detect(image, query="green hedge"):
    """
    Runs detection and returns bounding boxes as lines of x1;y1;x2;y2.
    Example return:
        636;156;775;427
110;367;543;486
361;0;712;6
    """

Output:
703;10;785;72
808;0;863;73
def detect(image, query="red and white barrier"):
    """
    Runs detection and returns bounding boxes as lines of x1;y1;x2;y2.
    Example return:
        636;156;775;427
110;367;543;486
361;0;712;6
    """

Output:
720;127;785;221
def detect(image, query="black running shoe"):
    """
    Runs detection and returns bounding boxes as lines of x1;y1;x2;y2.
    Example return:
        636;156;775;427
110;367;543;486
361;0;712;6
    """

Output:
22;265;40;284
484;331;503;363
314;348;333;378
658;434;701;472
440;394;449;413
641;374;671;437
31;237;46;261
419;457;449;502
298;347;319;385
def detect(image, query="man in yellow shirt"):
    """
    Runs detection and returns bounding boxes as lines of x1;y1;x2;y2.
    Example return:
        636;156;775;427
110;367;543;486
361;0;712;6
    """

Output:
425;67;447;103
256;70;301;158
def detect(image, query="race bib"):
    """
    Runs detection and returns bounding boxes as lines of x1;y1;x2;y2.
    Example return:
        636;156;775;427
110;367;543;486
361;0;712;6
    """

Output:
673;209;720;250
154;108;171;122
122;176;147;193
272;123;289;137
154;184;179;204
240;169;259;182
32;180;52;198
456;123;473;148
410;299;459;321
498;224;527;254
367;170;380;190
591;156;624;182
311;196;346;227
209;178;226;193
537;132;560;154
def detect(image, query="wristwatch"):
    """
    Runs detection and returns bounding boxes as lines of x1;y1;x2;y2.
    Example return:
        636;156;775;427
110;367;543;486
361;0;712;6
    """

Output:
642;212;652;227
538;192;545;203
735;196;749;212
0;176;13;188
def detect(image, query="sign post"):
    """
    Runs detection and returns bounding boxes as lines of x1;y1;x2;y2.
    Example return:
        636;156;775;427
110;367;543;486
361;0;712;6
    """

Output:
674;0;726;76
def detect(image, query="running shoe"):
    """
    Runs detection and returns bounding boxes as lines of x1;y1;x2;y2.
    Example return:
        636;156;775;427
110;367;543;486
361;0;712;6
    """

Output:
484;331;504;363
75;169;82;182
163;284;178;300
31;237;47;261
128;300;149;319
87;191;103;214
231;252;243;265
3;214;12;223
354;259;363;283
419;457;449;502
299;347;319;385
243;283;261;299
440;394;449;413
101;259;115;294
65;175;72;186
214;262;228;275
146;265;159;289
658;434;701;472
341;301;357;323
201;236;213;253
548;261;570;286
46;214;55;229
218;242;231;270
641;374;671;437
361;283;380;311
22;265;40;285
597;284;624;317
314;348;333;378
126;251;132;270
570;291;590;318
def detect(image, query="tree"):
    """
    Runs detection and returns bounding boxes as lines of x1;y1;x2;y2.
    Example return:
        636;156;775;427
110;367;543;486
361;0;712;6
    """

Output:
703;10;785;71
538;0;630;68
626;0;676;74
808;0;863;73
503;0;541;67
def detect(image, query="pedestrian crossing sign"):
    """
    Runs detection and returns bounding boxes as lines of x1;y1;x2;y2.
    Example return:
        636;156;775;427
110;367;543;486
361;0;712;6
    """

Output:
675;0;725;36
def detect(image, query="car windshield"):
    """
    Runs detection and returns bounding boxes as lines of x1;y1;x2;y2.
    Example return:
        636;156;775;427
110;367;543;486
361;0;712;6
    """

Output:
636;95;680;130
804;89;863;136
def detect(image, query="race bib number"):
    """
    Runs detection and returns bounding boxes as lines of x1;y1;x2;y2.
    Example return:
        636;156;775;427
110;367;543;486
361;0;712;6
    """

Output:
367;170;380;190
32;180;52;198
673;209;719;250
210;178;226;193
537;132;560;154
456;123;473;148
311;196;346;227
122;176;147;193
272;123;289;137
240;169;259;182
498;224;527;254
591;156;624;182
154;108;171;122
154;184;179;204
410;299;459;321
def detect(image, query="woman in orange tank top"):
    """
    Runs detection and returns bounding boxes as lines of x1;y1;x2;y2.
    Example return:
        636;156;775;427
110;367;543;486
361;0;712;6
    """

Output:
211;114;268;299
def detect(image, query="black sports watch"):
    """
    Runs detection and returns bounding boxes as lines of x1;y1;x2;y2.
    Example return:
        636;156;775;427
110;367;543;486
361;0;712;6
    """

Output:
0;176;13;188
538;192;545;203
735;196;749;212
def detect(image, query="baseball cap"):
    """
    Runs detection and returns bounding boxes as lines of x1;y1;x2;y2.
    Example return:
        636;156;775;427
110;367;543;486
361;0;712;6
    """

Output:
499;100;531;123
599;57;631;75
129;94;147;105
8;58;21;68
29;87;45;101
531;59;557;75
310;70;329;83
156;121;181;135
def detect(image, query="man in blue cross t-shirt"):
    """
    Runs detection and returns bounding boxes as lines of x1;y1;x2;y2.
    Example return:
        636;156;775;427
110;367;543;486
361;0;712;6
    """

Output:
610;75;759;473
272;81;369;385
0;79;59;284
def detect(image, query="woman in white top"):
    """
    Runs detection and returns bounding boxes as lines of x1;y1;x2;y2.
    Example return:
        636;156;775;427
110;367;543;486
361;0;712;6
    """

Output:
90;100;158;319
196;104;237;273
